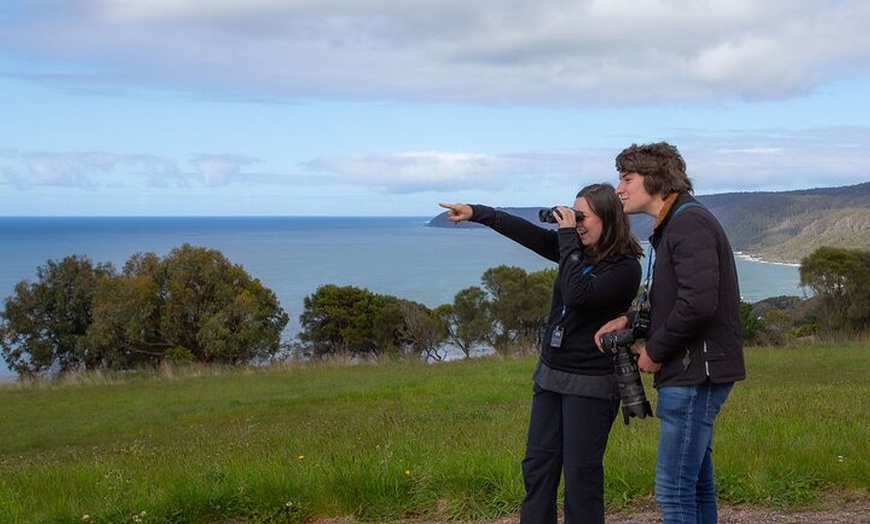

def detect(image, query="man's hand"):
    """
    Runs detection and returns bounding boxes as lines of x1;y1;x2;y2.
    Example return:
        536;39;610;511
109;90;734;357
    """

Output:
635;345;662;373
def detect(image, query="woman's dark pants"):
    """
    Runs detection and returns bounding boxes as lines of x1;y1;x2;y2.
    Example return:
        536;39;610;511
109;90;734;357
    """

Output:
520;386;619;524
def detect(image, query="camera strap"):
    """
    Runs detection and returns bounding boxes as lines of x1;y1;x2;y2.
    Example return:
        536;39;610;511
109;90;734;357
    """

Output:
641;252;654;302
642;200;707;301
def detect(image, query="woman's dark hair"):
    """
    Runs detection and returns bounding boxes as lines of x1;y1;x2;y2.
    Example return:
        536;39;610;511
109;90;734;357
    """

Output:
576;183;643;261
615;142;693;196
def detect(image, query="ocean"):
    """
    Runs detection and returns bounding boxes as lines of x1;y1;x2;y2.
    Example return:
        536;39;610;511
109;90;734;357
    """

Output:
0;216;802;377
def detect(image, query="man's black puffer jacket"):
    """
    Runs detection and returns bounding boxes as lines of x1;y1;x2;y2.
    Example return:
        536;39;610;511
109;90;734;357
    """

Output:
645;193;746;387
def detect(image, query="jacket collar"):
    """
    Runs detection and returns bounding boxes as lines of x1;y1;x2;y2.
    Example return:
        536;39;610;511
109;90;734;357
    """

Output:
651;192;695;245
653;193;680;229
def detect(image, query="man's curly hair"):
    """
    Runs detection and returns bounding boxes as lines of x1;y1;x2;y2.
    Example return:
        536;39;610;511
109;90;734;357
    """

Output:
615;142;693;196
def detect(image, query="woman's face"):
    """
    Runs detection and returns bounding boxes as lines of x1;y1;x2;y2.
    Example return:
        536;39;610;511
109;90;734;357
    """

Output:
573;196;602;249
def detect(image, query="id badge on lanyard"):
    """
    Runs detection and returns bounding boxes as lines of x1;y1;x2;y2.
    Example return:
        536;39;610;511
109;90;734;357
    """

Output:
550;263;593;349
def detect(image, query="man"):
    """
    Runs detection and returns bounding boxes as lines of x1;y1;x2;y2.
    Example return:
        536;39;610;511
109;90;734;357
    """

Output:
595;142;746;524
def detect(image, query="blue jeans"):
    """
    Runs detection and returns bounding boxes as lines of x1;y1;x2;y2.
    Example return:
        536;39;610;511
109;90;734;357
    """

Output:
655;382;734;524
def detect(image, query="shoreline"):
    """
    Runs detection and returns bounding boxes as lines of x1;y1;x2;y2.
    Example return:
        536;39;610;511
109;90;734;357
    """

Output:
734;251;800;267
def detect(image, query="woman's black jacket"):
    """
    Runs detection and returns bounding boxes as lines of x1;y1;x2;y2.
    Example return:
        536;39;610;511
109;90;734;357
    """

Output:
470;205;642;376
643;193;746;387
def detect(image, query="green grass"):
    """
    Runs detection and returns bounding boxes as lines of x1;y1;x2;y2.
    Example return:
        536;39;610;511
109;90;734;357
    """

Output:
1;343;867;523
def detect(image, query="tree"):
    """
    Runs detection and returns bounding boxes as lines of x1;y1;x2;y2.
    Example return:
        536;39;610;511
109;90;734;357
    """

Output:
298;284;387;359
760;309;794;346
739;300;762;345
367;294;411;360
400;301;448;361
848;250;870;330
85;266;164;368
800;246;870;332
298;284;437;360
437;286;493;359
525;268;558;351
1;245;289;378
154;244;289;364
0;255;115;377
481;265;554;353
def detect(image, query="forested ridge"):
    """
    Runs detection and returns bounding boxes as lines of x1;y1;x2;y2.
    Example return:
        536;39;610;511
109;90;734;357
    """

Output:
429;181;870;263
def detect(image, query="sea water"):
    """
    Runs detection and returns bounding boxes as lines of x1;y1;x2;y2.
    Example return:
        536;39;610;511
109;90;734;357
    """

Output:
0;216;802;377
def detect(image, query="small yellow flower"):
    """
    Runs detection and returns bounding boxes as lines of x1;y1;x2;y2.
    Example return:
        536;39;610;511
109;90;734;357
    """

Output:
405;469;411;476
297;454;305;461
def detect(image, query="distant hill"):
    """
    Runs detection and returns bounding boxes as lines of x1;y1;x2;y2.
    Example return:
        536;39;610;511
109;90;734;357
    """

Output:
696;182;870;262
428;182;870;263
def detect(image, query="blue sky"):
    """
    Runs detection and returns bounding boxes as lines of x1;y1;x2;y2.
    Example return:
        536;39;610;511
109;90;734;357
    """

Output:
1;1;869;216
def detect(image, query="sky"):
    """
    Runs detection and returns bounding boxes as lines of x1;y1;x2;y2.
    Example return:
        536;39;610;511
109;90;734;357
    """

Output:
1;0;869;217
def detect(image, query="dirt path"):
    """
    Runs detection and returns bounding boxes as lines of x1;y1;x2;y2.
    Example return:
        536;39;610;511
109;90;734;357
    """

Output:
314;493;870;524
602;497;869;523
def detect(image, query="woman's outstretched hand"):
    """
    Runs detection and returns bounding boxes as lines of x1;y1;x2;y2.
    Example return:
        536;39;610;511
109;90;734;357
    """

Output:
438;203;473;223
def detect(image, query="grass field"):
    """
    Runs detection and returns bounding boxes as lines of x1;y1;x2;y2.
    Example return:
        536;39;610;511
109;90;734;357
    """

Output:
1;342;867;523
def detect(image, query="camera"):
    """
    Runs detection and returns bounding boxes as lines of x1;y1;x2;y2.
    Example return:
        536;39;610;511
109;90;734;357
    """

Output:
599;308;653;425
538;207;585;224
632;302;650;338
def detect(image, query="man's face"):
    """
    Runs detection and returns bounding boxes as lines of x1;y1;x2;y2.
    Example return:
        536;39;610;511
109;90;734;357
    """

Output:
616;172;656;216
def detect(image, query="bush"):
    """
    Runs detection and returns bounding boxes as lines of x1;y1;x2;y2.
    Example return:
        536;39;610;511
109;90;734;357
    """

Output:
1;245;289;378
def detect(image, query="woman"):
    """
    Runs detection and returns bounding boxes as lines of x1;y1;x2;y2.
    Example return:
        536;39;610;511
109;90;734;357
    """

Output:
439;183;643;524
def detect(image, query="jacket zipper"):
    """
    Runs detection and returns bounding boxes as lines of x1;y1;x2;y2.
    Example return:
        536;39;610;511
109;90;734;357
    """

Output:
703;340;710;376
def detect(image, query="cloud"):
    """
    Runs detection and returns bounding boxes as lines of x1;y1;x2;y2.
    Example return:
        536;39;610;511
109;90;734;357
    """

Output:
0;150;191;189
306;151;535;193
0;150;138;189
305;127;870;195
677;126;870;193
191;154;259;187
2;125;867;199
3;1;869;106
0;148;330;191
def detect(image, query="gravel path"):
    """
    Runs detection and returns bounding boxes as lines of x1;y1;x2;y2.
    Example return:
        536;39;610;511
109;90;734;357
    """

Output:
313;494;870;524
603;497;870;523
